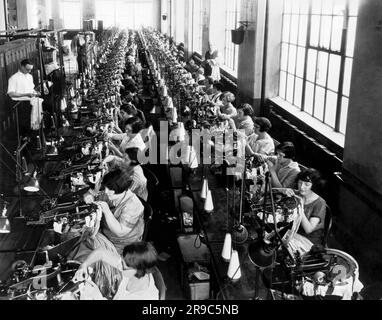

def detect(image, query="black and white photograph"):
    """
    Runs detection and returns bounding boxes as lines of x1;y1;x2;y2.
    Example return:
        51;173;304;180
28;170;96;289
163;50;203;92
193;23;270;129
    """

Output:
0;0;381;306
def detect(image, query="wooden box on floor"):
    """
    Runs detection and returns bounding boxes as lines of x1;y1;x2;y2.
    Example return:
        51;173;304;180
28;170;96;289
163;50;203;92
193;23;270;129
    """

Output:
182;263;211;300
177;234;211;300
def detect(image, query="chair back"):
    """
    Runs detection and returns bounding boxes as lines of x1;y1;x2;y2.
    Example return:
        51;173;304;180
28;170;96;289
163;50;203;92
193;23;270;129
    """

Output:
142;166;159;205
323;204;333;247
138;196;154;242
152;266;166;300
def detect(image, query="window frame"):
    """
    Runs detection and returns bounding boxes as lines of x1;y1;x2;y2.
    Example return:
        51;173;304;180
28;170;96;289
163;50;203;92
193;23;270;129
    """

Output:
278;0;358;135
223;0;241;73
60;0;82;30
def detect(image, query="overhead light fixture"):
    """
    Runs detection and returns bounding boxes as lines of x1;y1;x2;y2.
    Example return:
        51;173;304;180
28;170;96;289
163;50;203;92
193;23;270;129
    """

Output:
248;240;276;269
23;172;40;193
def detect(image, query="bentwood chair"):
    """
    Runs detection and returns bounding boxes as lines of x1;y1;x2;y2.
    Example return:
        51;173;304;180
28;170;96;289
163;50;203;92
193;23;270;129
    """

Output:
152;266;167;300
138;196;154;242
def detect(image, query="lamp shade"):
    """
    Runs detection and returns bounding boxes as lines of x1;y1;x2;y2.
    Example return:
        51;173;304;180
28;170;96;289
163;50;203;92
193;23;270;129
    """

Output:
248;240;276;269
232;224;249;245
23;173;40;193
231;28;246;45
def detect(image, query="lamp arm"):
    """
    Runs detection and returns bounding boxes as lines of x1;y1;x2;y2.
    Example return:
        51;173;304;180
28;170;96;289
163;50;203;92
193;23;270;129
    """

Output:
0;141;28;173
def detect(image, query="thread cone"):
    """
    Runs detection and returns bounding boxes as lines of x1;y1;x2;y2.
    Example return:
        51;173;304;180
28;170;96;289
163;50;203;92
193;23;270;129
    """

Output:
227;250;241;280
221;233;232;262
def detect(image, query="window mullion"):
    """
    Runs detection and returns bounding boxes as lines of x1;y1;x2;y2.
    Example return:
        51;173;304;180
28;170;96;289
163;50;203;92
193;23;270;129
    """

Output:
312;2;323;118
323;13;334;124
292;10;301;106
335;2;349;132
301;0;312;112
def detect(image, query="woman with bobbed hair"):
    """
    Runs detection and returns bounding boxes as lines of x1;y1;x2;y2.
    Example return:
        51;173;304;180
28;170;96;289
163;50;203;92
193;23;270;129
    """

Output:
102;147;148;201
228;103;254;136
282;168;327;254
107;116;146;157
217;91;237;120
74;242;159;300
246;117;275;156
267;141;301;189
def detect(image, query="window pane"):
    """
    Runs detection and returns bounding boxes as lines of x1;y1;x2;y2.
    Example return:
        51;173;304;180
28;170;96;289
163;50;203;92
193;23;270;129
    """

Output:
300;0;310;14
327;54;341;91
298;15;308;46
307;49;317;82
314;86;325;121
296;47;306;77
322;0;333;15
290;15;299;44
279;71;287;99
325;90;337;127
346;17;358;57
320;15;332;49
288;45;297;74
312;0;322;14
294;77;303;107
62;1;81;29
333;0;346;15
286;74;295;103
343;58;353;97
284;0;292;14
291;0;300;14
310;15;320;47
316;51;328;87
349;0;359;15
340;97;349;134
331;16;344;51
283;14;291;42
304;81;314;115
281;43;288;71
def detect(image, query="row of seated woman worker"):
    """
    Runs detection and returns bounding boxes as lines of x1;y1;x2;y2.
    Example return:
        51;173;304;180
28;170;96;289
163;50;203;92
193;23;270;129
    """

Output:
206;93;328;257
160;47;329;260
67;38;164;300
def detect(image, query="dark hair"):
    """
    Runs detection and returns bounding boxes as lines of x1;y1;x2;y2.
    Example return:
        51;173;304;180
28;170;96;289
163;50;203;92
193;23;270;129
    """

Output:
213;82;224;92
120;104;137;117
122;242;158;279
254;117;272;132
221;91;235;103
102;169;131;194
206;76;214;85
276;141;296;160
296;168;325;193
238;103;253;116
124;116;144;134
124;147;139;165
21;59;32;67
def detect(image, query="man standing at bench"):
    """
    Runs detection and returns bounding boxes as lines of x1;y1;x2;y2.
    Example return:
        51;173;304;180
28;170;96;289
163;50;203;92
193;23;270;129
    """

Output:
7;59;42;143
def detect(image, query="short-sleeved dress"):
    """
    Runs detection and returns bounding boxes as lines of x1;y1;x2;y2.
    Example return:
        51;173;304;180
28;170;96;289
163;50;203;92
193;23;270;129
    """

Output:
298;196;327;245
102;190;145;255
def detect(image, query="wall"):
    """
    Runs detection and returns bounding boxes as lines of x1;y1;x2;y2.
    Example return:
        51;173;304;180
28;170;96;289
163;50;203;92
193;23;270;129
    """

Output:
343;0;382;197
236;0;266;114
